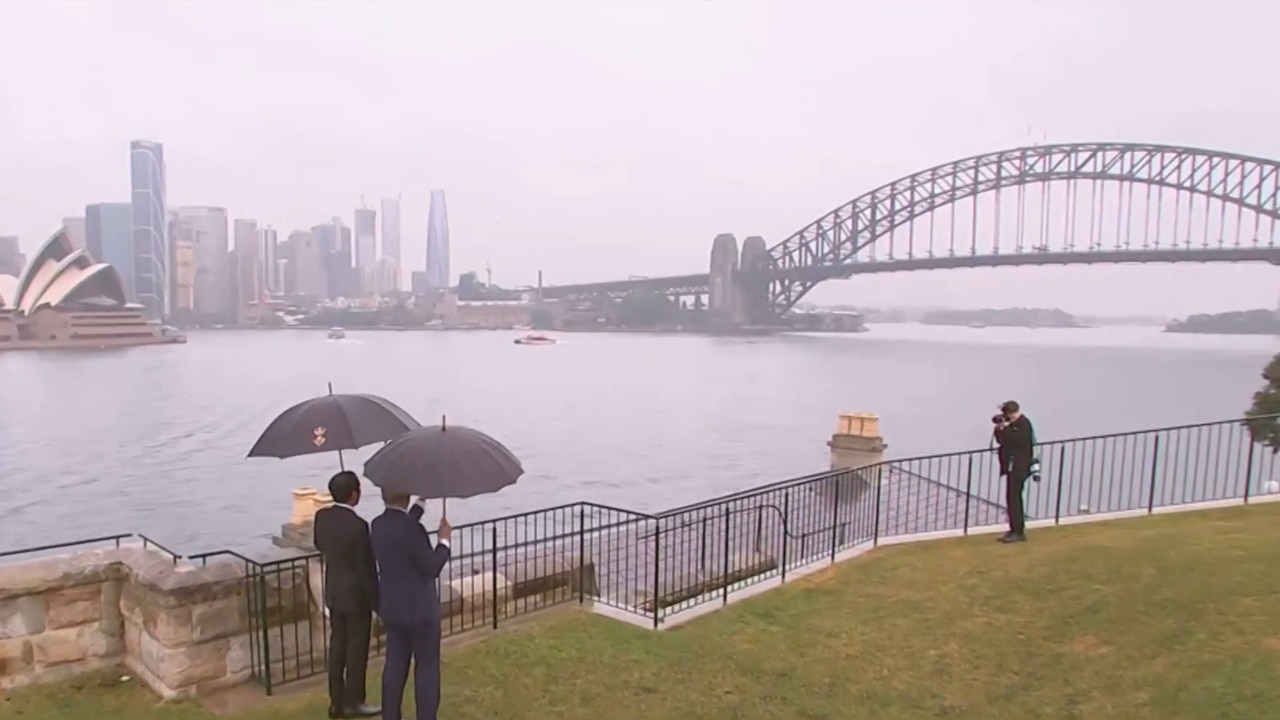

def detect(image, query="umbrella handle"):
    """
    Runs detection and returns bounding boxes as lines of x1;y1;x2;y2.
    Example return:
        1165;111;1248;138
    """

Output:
441;497;447;519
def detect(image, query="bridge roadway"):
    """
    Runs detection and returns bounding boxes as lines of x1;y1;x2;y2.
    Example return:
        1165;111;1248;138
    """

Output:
538;246;1280;300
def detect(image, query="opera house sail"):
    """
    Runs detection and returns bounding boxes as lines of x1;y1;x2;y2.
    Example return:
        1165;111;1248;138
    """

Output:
0;229;185;350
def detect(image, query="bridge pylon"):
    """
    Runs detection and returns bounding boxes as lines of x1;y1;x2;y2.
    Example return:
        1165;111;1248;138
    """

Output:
708;233;741;325
737;236;771;324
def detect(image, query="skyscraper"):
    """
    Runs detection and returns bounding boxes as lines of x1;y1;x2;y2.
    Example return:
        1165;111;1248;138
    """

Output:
380;196;401;264
85;203;135;300
260;226;279;295
175;206;231;320
233;219;261;322
284;229;326;298
354;207;376;275
61;217;87;251
426;189;450;289
130;140;169;319
0;236;22;277
312;218;354;299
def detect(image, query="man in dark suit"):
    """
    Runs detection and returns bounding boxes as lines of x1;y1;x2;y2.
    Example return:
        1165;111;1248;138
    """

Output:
313;471;381;719
994;400;1037;544
370;490;452;720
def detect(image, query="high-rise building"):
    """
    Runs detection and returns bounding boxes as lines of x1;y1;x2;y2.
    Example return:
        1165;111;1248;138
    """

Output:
313;218;354;299
233;219;261;322
354;207;377;277
370;256;401;297
168;216;196;313
61;217;87;251
284;230;326;298
426;189;450;289
175;206;231;320
85;203;135;300
130;140;168;319
259;226;279;295
0;236;22;276
380;196;401;264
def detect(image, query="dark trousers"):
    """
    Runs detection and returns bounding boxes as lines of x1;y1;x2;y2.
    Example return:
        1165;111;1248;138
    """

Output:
327;607;372;710
382;619;442;720
1005;470;1029;535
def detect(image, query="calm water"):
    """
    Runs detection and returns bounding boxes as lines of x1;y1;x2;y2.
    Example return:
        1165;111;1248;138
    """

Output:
0;325;1273;555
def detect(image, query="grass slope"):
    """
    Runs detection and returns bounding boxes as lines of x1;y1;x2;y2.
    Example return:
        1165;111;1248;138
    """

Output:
6;504;1280;720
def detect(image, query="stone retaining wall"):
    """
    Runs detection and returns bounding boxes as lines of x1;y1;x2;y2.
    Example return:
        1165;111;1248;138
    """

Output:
0;542;602;699
0;546;260;698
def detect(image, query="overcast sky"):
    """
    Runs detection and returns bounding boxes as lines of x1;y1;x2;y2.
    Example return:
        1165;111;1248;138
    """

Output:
3;0;1279;316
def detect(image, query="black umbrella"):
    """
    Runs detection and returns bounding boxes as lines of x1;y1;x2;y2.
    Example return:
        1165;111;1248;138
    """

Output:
247;385;421;469
362;416;524;513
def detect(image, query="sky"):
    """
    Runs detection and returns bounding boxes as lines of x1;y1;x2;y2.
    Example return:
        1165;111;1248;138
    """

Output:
3;0;1280;316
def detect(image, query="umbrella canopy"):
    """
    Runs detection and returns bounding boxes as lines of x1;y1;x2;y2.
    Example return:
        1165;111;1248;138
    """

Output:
362;420;524;499
247;393;421;460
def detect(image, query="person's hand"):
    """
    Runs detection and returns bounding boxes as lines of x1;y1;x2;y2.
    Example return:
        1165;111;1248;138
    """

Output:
438;516;452;541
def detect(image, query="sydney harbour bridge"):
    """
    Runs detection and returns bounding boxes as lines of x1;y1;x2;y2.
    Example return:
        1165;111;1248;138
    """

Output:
536;143;1280;324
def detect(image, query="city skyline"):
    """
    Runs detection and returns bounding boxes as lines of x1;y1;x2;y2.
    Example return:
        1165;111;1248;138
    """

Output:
7;2;1280;316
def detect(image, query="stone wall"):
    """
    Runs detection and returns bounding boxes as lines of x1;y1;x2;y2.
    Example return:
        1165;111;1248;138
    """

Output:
0;546;275;699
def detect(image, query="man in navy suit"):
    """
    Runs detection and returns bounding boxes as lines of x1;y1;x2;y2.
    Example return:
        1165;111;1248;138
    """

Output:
370;490;452;720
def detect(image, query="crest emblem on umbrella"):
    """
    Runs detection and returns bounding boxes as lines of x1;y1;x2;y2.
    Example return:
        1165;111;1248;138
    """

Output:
312;426;327;447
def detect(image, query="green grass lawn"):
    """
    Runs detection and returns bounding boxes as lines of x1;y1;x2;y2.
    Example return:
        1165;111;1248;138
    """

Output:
7;504;1280;720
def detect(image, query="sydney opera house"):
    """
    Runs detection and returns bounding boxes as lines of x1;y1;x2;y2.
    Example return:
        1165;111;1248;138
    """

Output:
0;229;184;349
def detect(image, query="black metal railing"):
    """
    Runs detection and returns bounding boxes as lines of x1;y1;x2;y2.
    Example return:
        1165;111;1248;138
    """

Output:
2;414;1276;694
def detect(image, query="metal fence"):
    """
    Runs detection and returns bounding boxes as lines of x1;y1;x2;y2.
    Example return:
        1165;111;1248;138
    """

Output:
3;414;1277;694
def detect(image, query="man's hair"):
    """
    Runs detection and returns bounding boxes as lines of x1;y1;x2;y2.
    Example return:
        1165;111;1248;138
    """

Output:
381;488;411;508
328;471;361;504
1001;400;1021;414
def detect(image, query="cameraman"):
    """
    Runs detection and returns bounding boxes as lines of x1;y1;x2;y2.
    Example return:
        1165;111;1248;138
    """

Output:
992;400;1035;544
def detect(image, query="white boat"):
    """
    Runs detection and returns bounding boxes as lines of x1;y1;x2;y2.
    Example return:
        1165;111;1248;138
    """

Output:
327;327;346;340
513;332;556;345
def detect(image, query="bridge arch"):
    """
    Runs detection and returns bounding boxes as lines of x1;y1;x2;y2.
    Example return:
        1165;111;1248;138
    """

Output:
764;143;1280;314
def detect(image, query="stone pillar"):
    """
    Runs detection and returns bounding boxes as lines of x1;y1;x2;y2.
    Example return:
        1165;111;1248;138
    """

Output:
708;233;739;325
737;235;770;325
275;487;332;551
829;412;887;470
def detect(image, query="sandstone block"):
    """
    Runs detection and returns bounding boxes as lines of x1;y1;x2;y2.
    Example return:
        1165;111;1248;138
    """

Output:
32;627;87;666
120;582;195;648
226;634;252;677
137;629;230;690
0;550;128;602
0;637;33;677
46;583;104;630
0;595;47;640
191;597;248;643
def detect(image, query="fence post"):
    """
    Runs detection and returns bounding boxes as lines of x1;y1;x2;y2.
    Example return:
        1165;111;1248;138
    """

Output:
257;572;273;696
489;527;500;630
577;506;586;604
1146;436;1162;513
651;521;661;629
830;474;841;562
753;506;764;554
1053;445;1066;525
721;505;733;606
872;465;883;547
1243;438;1256;505
781;488;791;584
962;455;974;535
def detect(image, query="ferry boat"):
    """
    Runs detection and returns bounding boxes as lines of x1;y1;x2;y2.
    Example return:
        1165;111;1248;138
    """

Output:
513;332;556;345
327;327;346;340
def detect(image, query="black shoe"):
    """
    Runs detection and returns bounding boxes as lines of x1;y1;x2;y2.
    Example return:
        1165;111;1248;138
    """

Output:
999;532;1027;544
343;704;382;718
328;707;343;720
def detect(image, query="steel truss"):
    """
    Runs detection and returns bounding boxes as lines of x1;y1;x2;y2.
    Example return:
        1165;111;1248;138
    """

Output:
766;143;1280;314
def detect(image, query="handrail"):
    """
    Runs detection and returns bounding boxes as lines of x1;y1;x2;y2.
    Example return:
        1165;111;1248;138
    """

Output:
3;412;1275;563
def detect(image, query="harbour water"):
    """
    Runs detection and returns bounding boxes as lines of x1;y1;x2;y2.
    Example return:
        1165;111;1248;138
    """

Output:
0;325;1273;555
